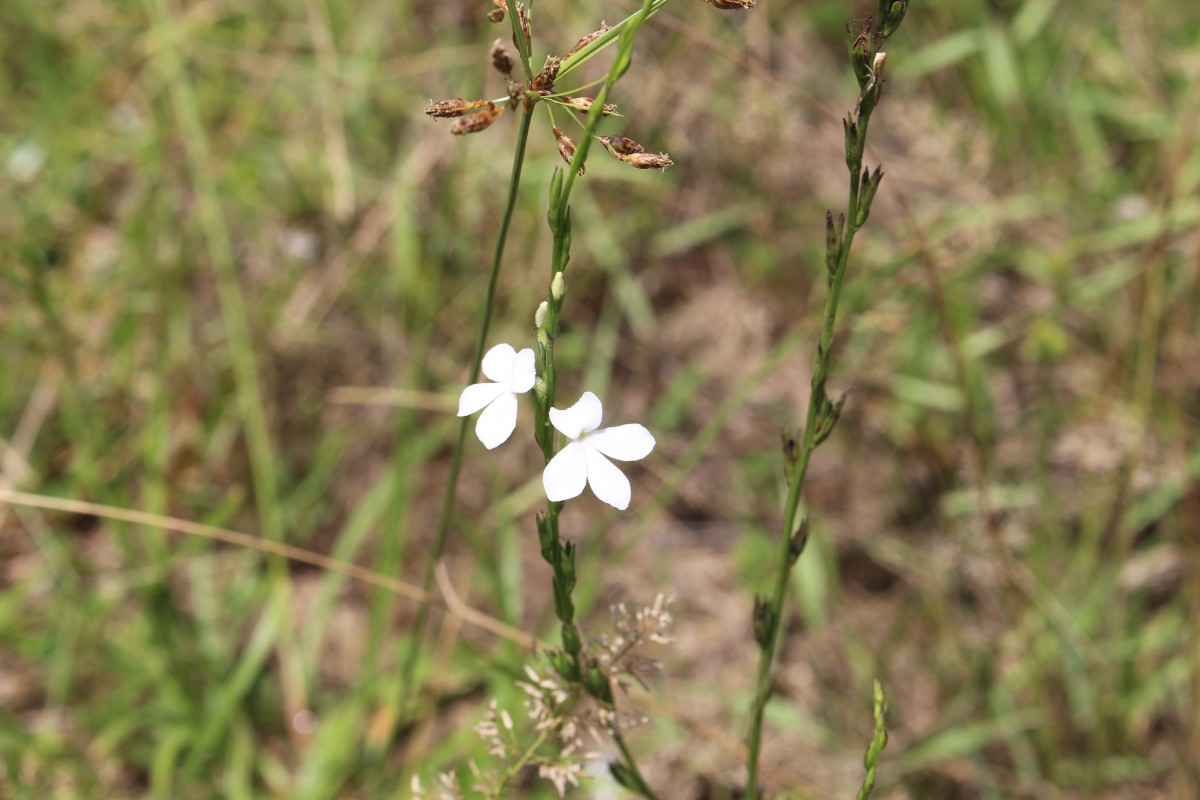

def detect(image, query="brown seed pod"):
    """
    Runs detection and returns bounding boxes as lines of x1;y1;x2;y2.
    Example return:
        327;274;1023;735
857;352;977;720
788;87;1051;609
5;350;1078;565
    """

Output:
531;56;562;95
553;127;585;176
491;40;513;77
449;102;503;135
565;22;610;59
563;96;620;117
705;0;755;8
599;135;644;156
426;98;489;118
617;152;674;170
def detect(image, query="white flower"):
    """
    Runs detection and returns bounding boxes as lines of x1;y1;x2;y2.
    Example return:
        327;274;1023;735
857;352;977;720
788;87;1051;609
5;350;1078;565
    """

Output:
543;391;655;510
457;343;536;449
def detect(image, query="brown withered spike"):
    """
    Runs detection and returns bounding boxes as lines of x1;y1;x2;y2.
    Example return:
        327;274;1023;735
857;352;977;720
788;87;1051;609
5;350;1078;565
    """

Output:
565;22;609;59
599;135;644;156
491;40;513;77
426;98;488;118
553;128;585;176
531;56;562;95
617;152;674;170
449;102;503;135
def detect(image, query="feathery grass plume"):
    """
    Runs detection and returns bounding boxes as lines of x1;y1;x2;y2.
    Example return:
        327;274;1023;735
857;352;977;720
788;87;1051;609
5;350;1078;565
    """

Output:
742;3;909;798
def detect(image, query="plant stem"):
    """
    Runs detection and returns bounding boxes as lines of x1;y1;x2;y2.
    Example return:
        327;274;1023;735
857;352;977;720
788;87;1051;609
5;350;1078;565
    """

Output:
397;106;536;729
744;5;909;792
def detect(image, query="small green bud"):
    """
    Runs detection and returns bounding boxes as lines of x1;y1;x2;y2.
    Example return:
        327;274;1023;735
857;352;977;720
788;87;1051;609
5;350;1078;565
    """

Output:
856;167;884;227
551;271;565;300
583;660;613;704
561;621;583;656
550;649;580;683
752;594;774;650
609;761;636;790
535;300;548;329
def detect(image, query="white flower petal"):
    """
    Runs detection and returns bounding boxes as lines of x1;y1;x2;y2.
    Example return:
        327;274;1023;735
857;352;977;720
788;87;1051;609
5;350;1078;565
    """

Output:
458;382;507;416
549;391;604;439
543;441;588;502
480;343;517;383
583;444;632;510
509;348;536;393
475;390;518;449
587;424;655;462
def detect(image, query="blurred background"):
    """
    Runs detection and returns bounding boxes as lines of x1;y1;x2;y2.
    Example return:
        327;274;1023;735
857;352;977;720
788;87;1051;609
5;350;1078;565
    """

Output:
2;0;1198;797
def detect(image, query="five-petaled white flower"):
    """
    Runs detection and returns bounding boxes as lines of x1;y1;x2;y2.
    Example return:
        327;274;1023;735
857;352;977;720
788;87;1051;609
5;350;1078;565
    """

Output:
458;343;536;449
543;391;655;510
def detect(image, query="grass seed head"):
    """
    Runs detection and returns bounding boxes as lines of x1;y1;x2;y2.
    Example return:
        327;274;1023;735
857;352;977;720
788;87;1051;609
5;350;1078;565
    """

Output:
553;127;585;176
617;151;674;170
491;40;513;77
599;135;644;156
531;56;562;95
565;22;610;59
449;102;502;135
563;96;620;117
425;98;488;118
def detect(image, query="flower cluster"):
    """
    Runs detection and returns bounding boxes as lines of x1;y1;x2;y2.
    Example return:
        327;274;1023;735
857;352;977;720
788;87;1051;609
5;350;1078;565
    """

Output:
458;345;655;510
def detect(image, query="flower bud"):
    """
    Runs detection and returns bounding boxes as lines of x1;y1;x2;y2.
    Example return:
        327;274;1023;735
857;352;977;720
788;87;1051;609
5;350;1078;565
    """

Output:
551;272;565;300
535;377;547;400
535;300;548;329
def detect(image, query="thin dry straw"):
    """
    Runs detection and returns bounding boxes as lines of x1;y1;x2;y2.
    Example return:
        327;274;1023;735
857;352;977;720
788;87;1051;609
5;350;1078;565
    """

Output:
0;488;539;650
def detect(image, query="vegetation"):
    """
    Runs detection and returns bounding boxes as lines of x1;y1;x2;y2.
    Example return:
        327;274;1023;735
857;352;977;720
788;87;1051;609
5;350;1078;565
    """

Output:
2;0;1198;797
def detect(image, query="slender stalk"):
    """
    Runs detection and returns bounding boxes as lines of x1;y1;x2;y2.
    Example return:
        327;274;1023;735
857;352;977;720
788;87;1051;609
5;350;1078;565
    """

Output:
530;2;661;795
744;6;909;796
396;107;536;728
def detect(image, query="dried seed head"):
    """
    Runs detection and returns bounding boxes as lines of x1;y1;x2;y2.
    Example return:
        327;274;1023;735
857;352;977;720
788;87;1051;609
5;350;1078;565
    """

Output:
617;151;674;170
449;102;502;135
599;135;644;156
565;22;610;59
489;0;507;22
562;96;620;117
705;0;755;8
512;3;530;50
553;127;585;176
506;79;525;110
531;56;562;95
491;40;513;77
425;98;488;118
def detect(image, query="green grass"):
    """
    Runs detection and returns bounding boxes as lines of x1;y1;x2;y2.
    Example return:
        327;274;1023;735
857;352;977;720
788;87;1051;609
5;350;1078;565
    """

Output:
2;0;1199;797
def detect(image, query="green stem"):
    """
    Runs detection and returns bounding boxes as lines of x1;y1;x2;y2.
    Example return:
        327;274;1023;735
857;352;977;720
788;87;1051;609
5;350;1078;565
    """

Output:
396;106;536;728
